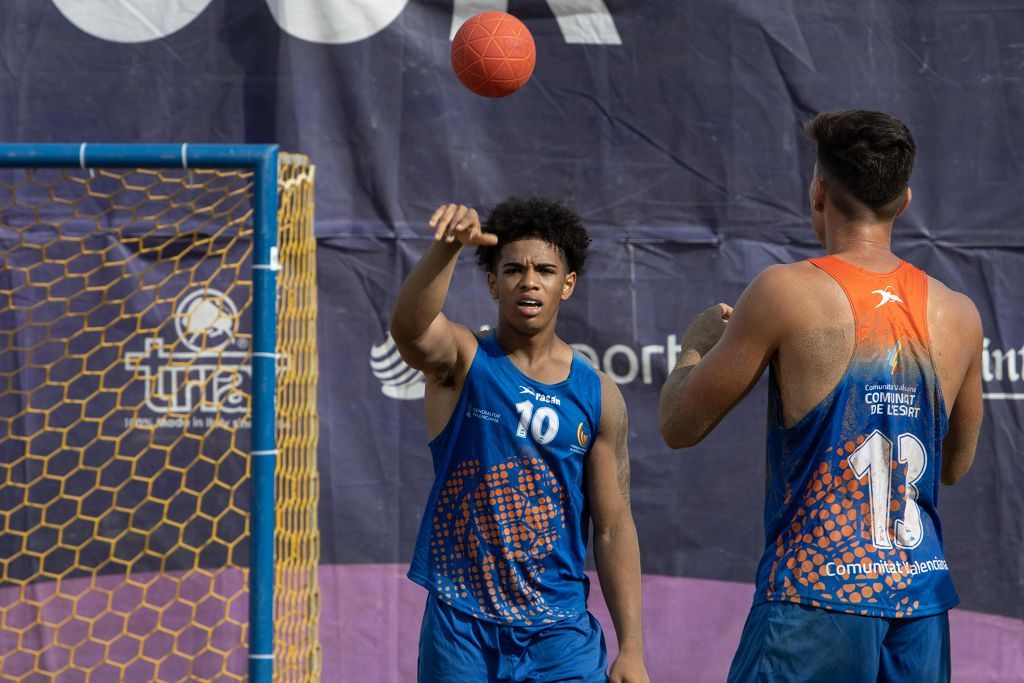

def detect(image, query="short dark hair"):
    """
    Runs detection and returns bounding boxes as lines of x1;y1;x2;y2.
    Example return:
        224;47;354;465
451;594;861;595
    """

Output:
475;197;591;275
804;110;916;219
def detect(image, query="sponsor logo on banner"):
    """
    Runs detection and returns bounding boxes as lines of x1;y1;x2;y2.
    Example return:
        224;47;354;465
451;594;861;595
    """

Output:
370;334;425;400
372;329;1024;403
982;338;1024;400
371;330;687;399
52;0;621;46
123;287;251;428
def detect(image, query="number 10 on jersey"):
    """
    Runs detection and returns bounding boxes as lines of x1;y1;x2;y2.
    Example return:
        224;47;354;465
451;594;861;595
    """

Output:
516;400;559;445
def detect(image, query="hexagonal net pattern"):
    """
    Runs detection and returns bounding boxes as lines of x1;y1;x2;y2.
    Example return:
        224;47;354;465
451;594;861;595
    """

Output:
274;156;321;683
0;158;321;682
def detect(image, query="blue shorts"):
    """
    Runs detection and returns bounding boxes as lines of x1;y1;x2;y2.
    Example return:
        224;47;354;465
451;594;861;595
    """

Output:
728;601;950;683
417;594;608;683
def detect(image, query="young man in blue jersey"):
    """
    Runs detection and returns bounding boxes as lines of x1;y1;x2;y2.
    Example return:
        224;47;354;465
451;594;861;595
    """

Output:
391;198;649;683
659;110;983;682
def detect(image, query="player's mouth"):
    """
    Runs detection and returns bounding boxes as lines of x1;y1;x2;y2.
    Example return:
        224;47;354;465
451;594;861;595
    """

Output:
516;296;543;316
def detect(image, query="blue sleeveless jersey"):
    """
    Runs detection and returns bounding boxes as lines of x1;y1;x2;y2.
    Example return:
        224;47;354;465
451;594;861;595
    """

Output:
409;332;603;626
755;257;959;618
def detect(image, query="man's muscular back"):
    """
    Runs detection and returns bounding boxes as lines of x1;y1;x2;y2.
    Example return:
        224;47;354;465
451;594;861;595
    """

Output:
756;253;982;483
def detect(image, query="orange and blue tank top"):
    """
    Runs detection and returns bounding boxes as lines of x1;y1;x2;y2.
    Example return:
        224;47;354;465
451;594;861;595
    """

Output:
408;332;602;625
756;256;958;618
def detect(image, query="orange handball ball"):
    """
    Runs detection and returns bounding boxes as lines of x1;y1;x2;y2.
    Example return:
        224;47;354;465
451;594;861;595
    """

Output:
451;11;536;98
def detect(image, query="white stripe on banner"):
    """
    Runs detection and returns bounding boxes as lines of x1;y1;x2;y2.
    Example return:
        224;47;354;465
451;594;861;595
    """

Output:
450;0;621;45
983;393;1024;400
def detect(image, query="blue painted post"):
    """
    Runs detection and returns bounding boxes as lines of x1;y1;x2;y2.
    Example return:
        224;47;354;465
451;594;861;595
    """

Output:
0;143;281;682
249;146;279;683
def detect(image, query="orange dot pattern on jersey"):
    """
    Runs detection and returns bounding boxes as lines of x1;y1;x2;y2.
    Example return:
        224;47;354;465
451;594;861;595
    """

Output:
430;454;570;624
450;11;536;98
768;434;919;617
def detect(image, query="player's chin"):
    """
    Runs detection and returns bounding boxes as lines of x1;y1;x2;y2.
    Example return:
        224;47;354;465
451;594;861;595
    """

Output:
507;311;551;334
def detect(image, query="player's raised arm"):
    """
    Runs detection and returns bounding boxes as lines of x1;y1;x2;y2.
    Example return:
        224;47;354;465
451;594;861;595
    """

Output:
389;204;498;377
587;374;649;683
658;266;787;449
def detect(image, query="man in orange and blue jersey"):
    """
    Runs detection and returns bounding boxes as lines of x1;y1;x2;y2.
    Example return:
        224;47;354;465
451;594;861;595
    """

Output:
659;110;983;682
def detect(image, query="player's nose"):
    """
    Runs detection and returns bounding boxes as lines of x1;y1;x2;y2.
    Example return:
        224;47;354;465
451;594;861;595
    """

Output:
520;269;540;288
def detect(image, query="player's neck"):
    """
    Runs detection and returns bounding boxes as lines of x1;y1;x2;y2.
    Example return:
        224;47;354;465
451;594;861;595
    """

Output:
824;221;900;271
494;323;571;380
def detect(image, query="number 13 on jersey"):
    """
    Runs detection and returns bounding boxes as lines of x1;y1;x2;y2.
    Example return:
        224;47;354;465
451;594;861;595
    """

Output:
848;430;927;550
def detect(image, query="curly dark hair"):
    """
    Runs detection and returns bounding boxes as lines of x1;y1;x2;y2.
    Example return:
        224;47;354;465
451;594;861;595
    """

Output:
804;110;916;219
475;197;591;275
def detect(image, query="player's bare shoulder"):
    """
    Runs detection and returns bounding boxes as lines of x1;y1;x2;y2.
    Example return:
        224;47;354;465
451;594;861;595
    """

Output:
595;369;627;422
925;273;983;400
593;369;628;466
739;261;848;332
926;274;981;330
746;261;829;301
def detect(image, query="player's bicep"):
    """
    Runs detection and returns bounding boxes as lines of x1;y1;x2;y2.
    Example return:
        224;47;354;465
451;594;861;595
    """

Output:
392;314;472;381
942;304;984;485
587;376;631;530
678;276;781;436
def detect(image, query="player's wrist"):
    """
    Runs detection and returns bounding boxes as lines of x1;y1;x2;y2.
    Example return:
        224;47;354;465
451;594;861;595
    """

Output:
615;639;645;658
674;347;702;369
429;237;465;256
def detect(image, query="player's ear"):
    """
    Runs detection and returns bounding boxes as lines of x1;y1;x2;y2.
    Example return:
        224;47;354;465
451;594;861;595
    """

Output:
811;176;826;213
561;271;577;300
895;187;912;217
486;271;499;299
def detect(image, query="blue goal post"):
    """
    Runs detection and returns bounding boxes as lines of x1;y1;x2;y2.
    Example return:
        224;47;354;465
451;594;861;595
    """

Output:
0;143;279;683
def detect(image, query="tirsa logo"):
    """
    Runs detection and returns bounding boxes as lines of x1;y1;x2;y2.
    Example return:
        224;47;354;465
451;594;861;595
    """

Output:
123;288;249;417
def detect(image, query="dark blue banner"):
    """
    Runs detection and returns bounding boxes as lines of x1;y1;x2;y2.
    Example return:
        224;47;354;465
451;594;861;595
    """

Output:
2;2;1022;680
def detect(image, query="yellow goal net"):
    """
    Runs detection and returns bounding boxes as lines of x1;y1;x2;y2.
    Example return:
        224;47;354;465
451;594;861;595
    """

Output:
0;150;320;682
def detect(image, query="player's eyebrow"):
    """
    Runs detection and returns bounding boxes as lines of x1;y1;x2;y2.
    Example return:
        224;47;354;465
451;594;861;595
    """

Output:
502;259;559;269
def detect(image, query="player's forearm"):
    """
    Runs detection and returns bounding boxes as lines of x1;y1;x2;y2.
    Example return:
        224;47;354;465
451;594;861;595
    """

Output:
593;516;645;656
658;351;701;448
940;424;980;485
390;240;464;343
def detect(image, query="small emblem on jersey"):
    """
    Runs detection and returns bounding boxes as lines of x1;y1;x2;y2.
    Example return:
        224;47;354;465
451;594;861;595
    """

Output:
576;423;590;448
872;286;904;308
519;385;562;406
465;404;501;423
886;341;902;375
